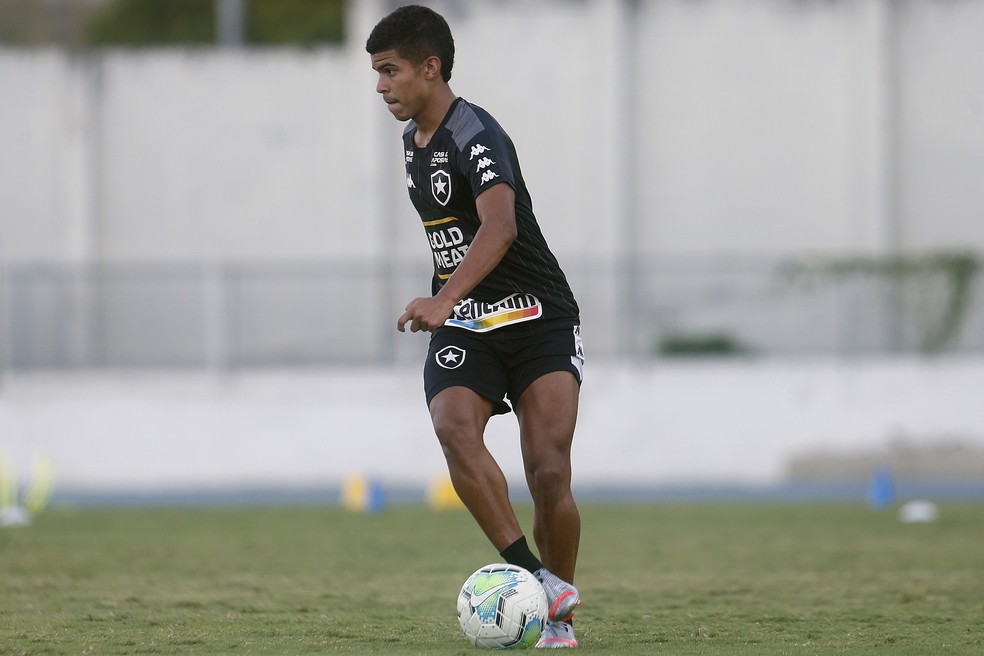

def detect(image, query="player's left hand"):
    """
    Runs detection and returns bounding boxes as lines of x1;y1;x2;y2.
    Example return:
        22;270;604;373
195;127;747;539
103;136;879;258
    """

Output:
397;296;456;333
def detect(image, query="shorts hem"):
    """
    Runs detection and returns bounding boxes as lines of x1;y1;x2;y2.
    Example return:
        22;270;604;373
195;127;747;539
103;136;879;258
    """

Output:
425;382;512;416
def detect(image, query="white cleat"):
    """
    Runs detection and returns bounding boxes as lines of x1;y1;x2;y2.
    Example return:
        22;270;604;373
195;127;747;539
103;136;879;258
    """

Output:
534;568;581;622
536;620;578;648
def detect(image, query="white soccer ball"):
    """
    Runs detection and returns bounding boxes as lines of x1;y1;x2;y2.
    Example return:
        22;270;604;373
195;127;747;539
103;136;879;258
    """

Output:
457;563;548;649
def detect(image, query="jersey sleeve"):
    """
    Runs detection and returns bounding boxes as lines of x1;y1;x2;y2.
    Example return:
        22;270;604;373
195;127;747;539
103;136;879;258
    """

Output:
455;128;516;200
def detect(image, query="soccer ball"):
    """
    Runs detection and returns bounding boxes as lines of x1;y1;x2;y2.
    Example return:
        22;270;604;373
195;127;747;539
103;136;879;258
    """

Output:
457;563;548;649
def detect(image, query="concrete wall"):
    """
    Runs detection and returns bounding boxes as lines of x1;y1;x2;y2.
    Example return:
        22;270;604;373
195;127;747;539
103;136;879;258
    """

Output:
3;0;983;266
2;1;984;492
1;360;982;495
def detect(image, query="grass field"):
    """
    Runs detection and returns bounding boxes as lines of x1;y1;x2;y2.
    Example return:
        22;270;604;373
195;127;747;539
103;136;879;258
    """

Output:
2;502;983;655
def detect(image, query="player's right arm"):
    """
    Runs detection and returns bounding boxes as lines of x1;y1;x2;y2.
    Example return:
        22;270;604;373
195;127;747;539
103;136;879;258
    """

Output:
397;183;517;333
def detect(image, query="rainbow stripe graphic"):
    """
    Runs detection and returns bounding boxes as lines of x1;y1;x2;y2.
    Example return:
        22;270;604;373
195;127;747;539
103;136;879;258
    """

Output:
445;294;542;332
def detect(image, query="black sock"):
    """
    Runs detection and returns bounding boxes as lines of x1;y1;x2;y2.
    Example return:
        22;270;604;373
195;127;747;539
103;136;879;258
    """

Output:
499;536;543;574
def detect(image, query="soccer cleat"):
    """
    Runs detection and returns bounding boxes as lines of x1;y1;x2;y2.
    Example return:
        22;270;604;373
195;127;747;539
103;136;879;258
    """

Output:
536;620;578;648
534;568;581;622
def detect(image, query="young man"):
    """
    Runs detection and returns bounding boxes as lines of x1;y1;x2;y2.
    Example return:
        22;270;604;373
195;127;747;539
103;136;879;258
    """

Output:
367;5;584;648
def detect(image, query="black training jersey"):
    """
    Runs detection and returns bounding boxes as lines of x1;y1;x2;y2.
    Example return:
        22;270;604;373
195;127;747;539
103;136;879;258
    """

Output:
402;97;579;335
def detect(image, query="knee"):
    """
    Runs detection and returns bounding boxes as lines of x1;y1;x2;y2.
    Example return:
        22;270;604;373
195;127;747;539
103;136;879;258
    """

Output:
429;390;493;464
527;460;570;501
432;415;481;462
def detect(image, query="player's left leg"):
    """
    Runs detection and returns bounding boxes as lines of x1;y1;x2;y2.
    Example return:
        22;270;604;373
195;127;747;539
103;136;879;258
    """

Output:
516;370;581;582
536;620;579;649
515;370;581;627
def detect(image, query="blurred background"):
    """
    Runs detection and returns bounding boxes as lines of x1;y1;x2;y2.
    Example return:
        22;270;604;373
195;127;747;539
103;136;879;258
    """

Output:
1;0;983;505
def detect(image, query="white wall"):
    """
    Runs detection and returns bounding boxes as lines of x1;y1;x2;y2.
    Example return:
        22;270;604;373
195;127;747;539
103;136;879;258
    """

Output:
0;52;94;261
1;360;982;494
3;1;983;499
898;0;984;249
2;0;983;266
640;0;867;253
96;50;386;261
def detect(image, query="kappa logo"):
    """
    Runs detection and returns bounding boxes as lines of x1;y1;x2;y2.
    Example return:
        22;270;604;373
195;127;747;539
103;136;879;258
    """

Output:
480;170;499;185
475;157;495;172
431;169;451;206
436;345;466;369
571;324;585;381
469;144;490;160
406;173;415;189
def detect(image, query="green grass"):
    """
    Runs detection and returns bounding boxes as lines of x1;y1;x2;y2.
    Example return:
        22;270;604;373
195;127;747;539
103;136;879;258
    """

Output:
2;503;983;654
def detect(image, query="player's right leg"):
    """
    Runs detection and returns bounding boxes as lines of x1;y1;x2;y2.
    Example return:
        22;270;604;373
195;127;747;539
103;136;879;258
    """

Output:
428;386;525;550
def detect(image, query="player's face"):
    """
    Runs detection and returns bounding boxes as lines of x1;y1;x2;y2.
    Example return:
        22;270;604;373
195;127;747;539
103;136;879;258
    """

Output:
371;50;427;122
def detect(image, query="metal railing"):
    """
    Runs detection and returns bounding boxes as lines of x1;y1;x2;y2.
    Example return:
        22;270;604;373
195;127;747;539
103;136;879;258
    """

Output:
1;255;981;372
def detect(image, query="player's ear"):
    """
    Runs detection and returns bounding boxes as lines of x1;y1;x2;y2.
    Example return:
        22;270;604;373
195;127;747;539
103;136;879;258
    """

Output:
422;55;443;81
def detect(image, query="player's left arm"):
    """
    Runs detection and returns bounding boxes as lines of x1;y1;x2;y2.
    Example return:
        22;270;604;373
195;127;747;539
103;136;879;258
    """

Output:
397;183;517;333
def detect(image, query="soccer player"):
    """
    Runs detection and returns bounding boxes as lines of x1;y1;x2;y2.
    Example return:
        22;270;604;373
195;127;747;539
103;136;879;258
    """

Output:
366;5;584;649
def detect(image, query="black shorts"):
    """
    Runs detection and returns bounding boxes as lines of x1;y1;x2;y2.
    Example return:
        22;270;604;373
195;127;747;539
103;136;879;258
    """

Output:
424;323;584;416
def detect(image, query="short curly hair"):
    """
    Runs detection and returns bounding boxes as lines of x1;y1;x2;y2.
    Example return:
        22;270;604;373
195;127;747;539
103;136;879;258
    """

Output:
365;5;455;82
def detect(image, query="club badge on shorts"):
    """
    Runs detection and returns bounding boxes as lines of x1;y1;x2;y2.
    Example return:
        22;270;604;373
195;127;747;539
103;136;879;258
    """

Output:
436;345;465;369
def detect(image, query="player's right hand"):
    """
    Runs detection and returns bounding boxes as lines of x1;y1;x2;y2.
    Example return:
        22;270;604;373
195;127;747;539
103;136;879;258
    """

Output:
397;296;455;333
